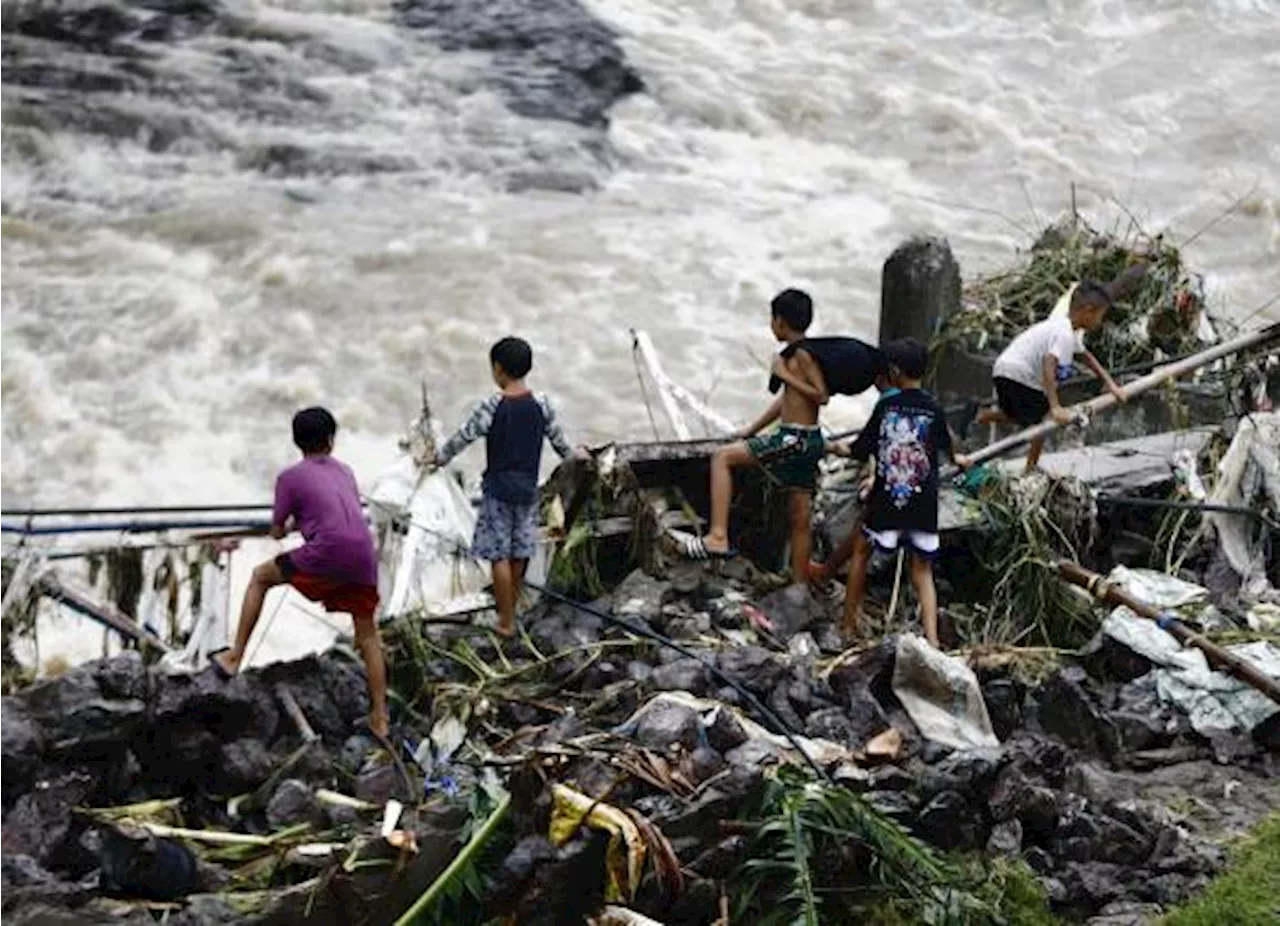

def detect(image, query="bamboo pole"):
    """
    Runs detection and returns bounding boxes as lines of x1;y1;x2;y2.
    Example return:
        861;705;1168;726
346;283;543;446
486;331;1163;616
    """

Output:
1055;561;1280;704
38;573;171;653
968;322;1280;467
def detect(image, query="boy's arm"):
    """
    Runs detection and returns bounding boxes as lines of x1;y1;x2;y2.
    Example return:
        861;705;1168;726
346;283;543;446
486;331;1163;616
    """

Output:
270;476;292;540
770;350;829;407
738;395;783;439
435;396;499;466
1078;350;1125;401
537;394;576;459
1041;353;1075;425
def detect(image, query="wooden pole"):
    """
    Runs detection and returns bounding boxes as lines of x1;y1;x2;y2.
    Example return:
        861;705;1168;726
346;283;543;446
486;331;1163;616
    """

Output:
38;573;171;653
1055;560;1280;704
968;322;1280;467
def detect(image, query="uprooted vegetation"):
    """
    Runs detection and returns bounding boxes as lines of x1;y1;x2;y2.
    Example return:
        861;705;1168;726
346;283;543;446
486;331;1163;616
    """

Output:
935;214;1209;370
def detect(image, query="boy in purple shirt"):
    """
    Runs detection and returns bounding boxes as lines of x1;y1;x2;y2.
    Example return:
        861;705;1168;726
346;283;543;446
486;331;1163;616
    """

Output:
211;407;389;739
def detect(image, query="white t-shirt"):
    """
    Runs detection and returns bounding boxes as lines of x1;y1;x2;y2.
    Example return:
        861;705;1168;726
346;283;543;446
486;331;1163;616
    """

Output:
992;316;1086;392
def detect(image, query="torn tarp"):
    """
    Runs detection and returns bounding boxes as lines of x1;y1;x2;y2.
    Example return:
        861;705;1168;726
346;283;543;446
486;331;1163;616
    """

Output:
891;634;1000;751
1099;567;1280;737
1204;411;1280;603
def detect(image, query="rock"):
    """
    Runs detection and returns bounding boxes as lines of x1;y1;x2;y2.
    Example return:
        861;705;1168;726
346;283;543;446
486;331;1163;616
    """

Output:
845;688;890;745
650;658;710;695
19;666;146;758
987;819;1023;857
1038;667;1119;760
2;698;43;804
705;707;748;753
610;570;668;620
826;637;896;704
804;707;856;745
1057;861;1128;913
1252;708;1280;749
218;738;275;792
625;661;653;685
988;768;1061;842
151;670;264;739
98;823;201;901
634;703;701;752
1054;811;1151;867
1080;631;1155;684
756;584;823;637
1023;846;1055;874
354;762;403;805
916;747;1000;802
980;678;1024;741
687;746;725;783
266;779;324;829
879;237;961;348
914;789;983;851
1;771;96;868
867;765;915;792
724;740;782;770
715;647;787;695
688;836;748;879
391;0;643;127
919;741;954;764
1086;901;1165;926
93;652;148;701
1136;873;1194;906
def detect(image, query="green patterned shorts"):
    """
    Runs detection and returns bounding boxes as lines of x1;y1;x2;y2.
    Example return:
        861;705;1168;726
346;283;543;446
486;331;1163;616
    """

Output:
747;424;824;491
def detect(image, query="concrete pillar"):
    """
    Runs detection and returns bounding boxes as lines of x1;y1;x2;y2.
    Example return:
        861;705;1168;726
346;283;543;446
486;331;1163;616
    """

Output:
878;236;961;346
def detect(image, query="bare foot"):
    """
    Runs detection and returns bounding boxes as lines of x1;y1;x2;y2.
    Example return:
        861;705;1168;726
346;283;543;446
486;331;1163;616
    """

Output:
367;711;390;741
496;621;516;639
210;649;240;678
840;610;864;641
807;561;831;584
742;604;775;634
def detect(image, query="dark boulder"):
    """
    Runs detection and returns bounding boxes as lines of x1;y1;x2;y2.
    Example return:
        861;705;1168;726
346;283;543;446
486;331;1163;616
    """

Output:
18;665;146;759
914;789;984;851
2;698;43;805
715;647;787;695
265;779;325;829
1;771;96;869
979;677;1025;742
1038;667;1120;760
634;702;702;753
390;0;643;127
650;658;710;696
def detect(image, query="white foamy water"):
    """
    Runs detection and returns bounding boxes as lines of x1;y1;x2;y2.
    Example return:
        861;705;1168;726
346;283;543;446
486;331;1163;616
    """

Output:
3;0;1279;511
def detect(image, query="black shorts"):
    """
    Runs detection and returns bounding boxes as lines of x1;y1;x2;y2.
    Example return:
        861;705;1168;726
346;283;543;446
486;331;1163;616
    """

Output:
994;376;1050;427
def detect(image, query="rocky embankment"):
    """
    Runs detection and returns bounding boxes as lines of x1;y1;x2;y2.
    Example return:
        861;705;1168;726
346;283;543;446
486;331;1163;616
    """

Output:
2;0;642;178
3;562;1277;925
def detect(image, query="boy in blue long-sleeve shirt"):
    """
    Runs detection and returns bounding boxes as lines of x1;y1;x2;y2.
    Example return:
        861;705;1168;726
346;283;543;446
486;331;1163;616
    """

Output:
435;337;581;636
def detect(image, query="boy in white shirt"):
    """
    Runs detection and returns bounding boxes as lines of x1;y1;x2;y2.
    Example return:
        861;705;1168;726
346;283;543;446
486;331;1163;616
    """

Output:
975;281;1125;470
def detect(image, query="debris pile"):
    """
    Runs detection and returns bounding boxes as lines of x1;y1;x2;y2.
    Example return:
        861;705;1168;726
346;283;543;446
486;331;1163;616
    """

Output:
4;546;1278;924
938;216;1207;369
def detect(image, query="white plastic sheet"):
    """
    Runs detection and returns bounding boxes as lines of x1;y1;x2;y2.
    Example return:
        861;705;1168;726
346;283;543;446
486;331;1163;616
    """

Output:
1204;411;1280;602
890;634;1000;751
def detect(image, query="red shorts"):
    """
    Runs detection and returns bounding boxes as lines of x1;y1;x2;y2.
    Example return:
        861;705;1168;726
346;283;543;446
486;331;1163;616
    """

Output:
277;554;379;621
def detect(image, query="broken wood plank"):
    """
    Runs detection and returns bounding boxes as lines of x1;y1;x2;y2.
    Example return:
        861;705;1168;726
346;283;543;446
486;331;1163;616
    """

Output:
37;572;171;653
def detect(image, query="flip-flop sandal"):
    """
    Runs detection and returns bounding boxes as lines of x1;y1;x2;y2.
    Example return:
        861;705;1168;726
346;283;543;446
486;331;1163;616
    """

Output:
680;534;739;562
207;648;234;681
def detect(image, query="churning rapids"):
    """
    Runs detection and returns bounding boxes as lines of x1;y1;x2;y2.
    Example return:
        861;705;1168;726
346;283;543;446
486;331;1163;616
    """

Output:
3;0;1279;507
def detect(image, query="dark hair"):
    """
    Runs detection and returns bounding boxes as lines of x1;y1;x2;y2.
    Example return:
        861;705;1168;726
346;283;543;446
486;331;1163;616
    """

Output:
292;407;336;453
883;338;929;379
1071;280;1113;312
490;337;533;378
770;288;813;333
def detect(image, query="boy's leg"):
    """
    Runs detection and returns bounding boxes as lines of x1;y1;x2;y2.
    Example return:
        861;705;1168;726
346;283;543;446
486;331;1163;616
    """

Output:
352;612;389;738
213;558;286;675
810;514;862;583
787;490;813;584
976;406;1009;425
909;551;939;647
491;560;517;637
1025;435;1046;471
842;531;873;637
706;441;756;554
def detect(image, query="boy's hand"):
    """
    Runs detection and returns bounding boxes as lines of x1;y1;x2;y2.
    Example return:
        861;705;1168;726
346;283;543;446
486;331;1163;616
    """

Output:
1106;379;1126;403
1050;405;1075;426
770;354;790;378
954;453;973;471
572;445;591;461
858;475;874;501
826;441;850;458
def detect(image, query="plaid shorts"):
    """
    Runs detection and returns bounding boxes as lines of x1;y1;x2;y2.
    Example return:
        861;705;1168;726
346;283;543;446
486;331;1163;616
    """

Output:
472;494;538;562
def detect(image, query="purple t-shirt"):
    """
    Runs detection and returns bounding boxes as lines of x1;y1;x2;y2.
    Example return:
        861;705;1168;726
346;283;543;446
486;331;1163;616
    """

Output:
273;456;377;587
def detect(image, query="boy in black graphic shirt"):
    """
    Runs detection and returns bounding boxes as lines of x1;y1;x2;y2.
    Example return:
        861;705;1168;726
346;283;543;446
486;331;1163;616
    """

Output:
831;339;970;646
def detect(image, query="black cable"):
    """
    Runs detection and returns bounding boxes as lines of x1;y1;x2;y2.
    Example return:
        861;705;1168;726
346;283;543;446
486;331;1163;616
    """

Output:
525;581;831;782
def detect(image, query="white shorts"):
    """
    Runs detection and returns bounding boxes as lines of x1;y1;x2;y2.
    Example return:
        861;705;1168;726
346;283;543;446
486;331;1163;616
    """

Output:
865;528;940;558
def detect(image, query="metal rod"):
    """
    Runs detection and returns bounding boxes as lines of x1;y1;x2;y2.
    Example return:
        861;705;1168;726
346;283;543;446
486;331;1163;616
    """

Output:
1097;495;1280;531
1055;560;1280;704
967;322;1280;467
2;518;272;536
1;504;272;517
